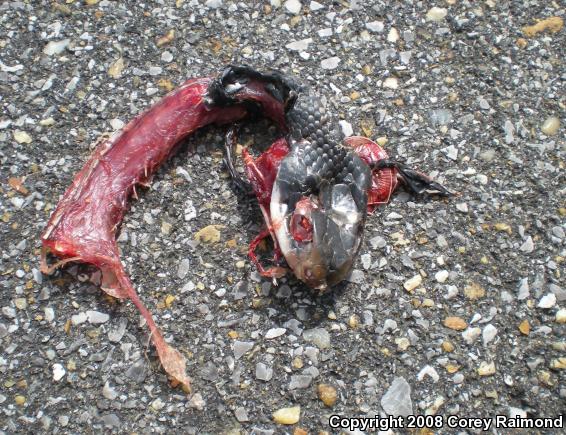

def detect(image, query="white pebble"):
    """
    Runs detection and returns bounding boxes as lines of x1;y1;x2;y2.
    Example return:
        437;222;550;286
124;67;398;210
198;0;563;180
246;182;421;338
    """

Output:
365;21;384;32
43;39;70;56
482;324;498;346
205;0;223;8
462;327;481;345
71;312;87;325
417;365;439;383
284;0;302;14
44;307;55;322
321;56;341;70
109;118;124;130
435;270;449;283
52;363;66;381
86;310;110;324
286;38;312;51
383;77;398;89
339;120;353;137
265;327;287;339
537;293;556;309
387;27;399;42
426;7;447;21
520;236;534;253
309;0;323;11
161;51;173;63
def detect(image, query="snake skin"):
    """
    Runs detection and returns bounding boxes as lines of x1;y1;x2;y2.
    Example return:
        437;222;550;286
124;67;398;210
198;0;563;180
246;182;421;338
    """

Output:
282;91;371;211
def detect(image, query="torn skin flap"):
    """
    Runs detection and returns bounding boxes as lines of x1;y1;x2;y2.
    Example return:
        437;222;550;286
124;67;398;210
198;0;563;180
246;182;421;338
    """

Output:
40;74;288;389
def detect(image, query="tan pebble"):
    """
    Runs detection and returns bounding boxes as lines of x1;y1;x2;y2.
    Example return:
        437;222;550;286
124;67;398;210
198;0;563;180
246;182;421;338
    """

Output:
157;79;175;92
15;395;26;406
39;117;55;127
441;341;454;352
403;274;422;292
14;298;27;310
376;136;388;146
550;358;566;370
293;428;308;435
16;379;27;388
161;221;172;235
494;222;512;234
538;370;554;386
395;337;410;351
235;260;245;269
516;37;528;48
556;309;566;324
485;390;498;399
272;405;300;425
464;282;486;300
85;0;99;5
478;361;496;376
156;29;175;47
292;357;303;370
67;359;76;371
349;91;360;100
446;364;459;374
108;57;125;79
443;316;467;331
13;130;32;144
317;384;338;407
480;256;489;264
327;310;337;320
518;319;530;335
552;342;566;351
421;298;434;308
194;225;223;243
228;330;238;339
348;314;360;329
541;116;560;136
522;16;564;37
362;65;372;75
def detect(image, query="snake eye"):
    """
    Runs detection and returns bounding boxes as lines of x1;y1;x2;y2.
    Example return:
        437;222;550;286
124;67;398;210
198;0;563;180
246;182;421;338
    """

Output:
290;212;313;242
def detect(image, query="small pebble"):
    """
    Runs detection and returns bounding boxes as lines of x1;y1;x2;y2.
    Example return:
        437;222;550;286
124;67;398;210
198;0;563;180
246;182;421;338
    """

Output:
303;328;330;349
538;294;556;309
272;406;300;425
426;7;447;21
53;363;66;381
284;0;302;14
265;328;286;339
435;270;449;283
403;274;422;292
366;21;384;32
444;316;467;331
317;384;338;407
556;309;566;324
482;324;498;346
417;365;439;383
86;310;109;324
541;116;560;136
380;377;413;417
478;361;496;376
321;57;341;70
256;362;273;381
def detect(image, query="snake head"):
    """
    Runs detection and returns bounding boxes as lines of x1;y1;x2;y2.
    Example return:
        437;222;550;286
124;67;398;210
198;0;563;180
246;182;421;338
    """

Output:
270;147;370;291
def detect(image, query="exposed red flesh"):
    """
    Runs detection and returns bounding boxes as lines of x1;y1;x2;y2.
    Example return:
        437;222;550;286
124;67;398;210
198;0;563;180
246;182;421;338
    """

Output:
242;138;290;277
41;76;286;390
344;136;398;210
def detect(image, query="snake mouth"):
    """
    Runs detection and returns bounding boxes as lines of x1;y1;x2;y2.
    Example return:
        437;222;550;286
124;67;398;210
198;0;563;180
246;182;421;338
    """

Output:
271;169;366;291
